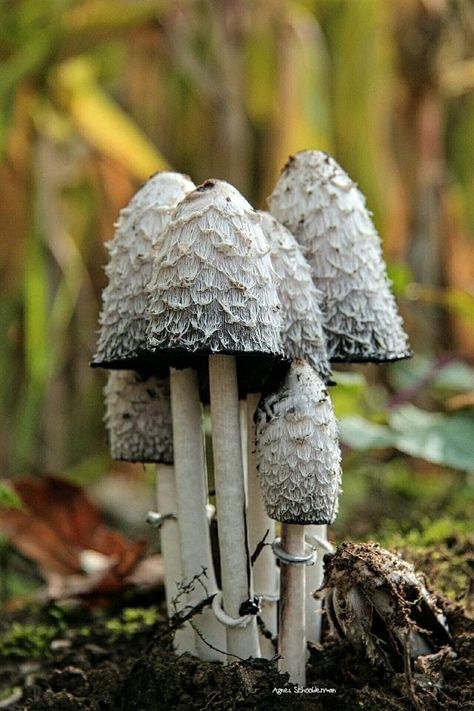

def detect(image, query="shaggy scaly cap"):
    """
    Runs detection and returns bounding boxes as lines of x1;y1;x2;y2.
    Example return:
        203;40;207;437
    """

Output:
104;370;173;463
92;172;195;369
259;211;331;383
268;150;411;363
255;360;342;524
146;179;283;360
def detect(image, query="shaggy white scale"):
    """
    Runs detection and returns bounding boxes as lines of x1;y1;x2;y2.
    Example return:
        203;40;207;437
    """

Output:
268;150;411;363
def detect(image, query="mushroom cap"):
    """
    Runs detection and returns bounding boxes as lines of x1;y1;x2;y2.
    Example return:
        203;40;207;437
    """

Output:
92;171;196;370
144;179;284;371
268;150;411;363
255;360;342;524
259;211;331;383
104;370;173;463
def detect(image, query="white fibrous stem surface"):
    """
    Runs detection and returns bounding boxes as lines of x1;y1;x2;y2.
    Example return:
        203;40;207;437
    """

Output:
209;355;260;661
170;367;226;662
147;180;283;357
279;524;306;686
268;150;411;363
155;464;196;656
246;392;277;657
322;542;451;670
104;370;173;463
305;523;326;644
255;360;342;525
259;211;331;383
93;172;195;366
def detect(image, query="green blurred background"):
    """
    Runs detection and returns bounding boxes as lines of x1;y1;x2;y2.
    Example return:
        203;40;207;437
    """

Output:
0;0;473;546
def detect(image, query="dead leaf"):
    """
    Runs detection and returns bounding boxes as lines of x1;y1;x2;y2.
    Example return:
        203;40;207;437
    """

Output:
0;475;162;603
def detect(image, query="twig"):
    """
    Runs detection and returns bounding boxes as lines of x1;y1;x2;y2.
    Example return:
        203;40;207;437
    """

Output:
403;634;425;711
250;530;270;567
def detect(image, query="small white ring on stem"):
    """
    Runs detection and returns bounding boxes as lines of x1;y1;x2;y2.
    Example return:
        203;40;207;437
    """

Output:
272;537;316;566
211;592;255;628
305;533;335;555
146;510;177;527
256;591;280;603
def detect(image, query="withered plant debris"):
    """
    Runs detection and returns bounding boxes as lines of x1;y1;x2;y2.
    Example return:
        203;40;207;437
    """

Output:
320;542;452;676
0;475;163;602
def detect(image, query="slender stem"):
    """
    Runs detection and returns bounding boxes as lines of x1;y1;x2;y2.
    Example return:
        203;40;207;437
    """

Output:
279;523;306;686
209;354;260;660
170;367;226;662
305;524;326;648
247;392;278;658
155;463;195;655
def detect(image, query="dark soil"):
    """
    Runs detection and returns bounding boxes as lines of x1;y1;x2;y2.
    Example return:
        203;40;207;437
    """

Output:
1;539;472;711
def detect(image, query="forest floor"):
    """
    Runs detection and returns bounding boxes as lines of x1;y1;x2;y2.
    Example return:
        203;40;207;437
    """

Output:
0;532;472;711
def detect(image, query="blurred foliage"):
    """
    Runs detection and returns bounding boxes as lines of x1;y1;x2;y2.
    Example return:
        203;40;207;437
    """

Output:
0;0;473;558
335;356;474;472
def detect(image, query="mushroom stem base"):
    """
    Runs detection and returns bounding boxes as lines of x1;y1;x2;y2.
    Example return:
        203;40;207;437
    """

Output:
209;354;260;661
279;523;306;686
170;367;226;662
247;392;277;658
155;463;195;655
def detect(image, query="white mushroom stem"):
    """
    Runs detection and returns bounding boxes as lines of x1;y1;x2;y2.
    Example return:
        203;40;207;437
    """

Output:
305;524;328;647
279;524;306;687
247;392;278;658
169;367;226;662
208;354;260;661
155;463;196;655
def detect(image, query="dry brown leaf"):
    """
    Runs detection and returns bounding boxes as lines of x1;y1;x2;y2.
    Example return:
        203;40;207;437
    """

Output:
0;475;162;602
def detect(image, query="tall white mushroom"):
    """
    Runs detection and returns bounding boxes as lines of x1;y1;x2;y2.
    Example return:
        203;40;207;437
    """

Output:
268;150;411;364
91;172;223;659
146;179;284;661
255;360;342;685
104;370;193;654
247;212;332;654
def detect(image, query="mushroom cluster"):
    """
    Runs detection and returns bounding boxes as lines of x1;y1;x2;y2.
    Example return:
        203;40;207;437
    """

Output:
92;153;414;685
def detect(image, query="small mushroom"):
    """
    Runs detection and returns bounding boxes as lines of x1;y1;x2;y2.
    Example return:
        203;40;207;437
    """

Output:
255;360;341;525
104;370;172;464
249;212;332;654
320;542;452;672
255;359;342;685
268;150;411;363
145;179;284;661
92;171;195;370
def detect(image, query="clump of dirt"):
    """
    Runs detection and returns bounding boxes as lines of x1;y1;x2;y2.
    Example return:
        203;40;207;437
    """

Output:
0;538;472;710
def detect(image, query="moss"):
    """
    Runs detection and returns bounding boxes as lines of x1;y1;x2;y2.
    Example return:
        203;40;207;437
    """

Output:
379;515;472;548
0;622;58;660
377;524;473;604
105;606;160;640
0;686;20;702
